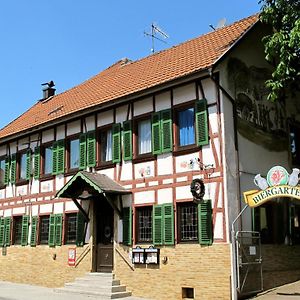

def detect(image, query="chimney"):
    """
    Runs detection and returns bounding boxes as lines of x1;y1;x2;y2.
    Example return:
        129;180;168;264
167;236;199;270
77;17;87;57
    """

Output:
41;81;56;100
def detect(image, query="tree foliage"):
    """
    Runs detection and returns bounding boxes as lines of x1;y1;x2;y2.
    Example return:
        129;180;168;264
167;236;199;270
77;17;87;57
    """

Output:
259;0;300;101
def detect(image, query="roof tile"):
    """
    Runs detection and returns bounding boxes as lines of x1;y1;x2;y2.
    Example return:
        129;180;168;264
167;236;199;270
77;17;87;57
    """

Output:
0;14;258;140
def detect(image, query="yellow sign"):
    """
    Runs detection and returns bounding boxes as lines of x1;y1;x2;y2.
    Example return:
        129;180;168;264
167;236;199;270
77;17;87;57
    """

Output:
244;185;300;208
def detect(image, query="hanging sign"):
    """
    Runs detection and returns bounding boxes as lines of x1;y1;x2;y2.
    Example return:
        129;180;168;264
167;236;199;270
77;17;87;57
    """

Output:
68;248;76;266
244;166;300;208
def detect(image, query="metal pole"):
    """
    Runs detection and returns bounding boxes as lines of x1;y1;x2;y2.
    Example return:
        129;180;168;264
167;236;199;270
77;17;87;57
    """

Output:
231;204;249;300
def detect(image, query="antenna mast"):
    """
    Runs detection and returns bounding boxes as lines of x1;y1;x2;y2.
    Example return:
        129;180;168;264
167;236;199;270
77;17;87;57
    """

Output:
144;23;169;53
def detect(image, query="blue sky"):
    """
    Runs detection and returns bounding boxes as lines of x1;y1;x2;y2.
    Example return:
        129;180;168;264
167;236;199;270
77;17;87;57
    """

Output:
0;1;260;130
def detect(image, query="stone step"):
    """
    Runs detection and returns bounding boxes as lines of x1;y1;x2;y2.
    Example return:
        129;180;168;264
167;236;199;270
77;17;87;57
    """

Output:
111;291;132;299
65;282;112;290
86;272;113;277
55;287;111;298
56;272;132;299
112;285;127;293
113;279;121;286
72;277;113;284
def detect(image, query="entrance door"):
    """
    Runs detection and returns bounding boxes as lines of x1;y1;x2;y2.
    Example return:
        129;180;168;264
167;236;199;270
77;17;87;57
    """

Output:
95;197;114;272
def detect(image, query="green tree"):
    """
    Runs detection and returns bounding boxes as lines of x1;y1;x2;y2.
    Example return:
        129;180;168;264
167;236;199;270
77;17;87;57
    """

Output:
259;0;300;101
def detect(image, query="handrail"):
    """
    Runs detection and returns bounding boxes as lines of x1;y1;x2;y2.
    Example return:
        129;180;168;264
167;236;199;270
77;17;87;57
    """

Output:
115;246;134;271
75;244;91;268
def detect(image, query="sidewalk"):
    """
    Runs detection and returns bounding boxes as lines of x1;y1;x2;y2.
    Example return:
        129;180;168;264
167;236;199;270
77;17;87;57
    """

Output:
0;281;152;300
250;280;300;299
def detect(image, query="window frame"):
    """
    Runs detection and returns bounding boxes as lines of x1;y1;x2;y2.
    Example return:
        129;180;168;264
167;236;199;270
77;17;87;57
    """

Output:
177;202;199;243
133;114;154;162
64;213;77;245
16;150;29;184
39;215;50;245
0;156;6;188
97;125;114;169
66;134;81;174
12;215;23;245
135;206;153;243
40;142;54;180
173;101;198;154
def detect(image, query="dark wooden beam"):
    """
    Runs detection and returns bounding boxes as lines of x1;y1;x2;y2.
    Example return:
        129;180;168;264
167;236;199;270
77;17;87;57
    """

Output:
71;198;90;222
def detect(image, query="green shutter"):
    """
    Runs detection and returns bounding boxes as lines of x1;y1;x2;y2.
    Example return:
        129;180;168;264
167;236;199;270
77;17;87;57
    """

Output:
0;218;5;246
10;154;16;184
79;134;87;170
198;200;213;245
195;99;209;146
123;121;132;161
21;215;29;246
161;109;173;153
163;204;174;245
153;205;163;245
33;147;40;179
87;131;96;167
4;156;10;185
52;142;58;175
26;149;32;180
122;207;132;246
4;217;11;246
112;123;121;163
76;212;85;247
55;214;63;246
152;112;161;155
30;216;38;247
57;140;65;174
48;214;56;247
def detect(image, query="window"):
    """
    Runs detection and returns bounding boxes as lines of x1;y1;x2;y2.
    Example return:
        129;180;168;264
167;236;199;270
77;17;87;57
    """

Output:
178;108;195;146
69;138;80;170
65;213;77;244
39;215;50;244
136;207;152;242
290;124;300;165
138;119;152;154
0;157;5;185
178;203;198;242
19;152;27;180
177;201;213;245
175;99;209;151
100;129;112;162
13;216;22;245
44;145;53;175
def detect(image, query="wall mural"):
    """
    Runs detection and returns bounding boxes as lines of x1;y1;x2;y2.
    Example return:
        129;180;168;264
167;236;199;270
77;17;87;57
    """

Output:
227;57;287;151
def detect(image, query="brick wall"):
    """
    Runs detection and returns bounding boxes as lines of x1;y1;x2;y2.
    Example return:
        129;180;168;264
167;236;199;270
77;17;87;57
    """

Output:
0;245;91;287
115;243;231;300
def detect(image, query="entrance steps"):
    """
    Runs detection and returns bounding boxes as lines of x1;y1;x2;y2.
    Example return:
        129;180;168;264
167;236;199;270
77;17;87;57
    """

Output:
55;272;132;299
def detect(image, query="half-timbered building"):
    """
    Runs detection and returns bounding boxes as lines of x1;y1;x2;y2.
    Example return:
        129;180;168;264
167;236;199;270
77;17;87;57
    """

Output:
0;14;300;299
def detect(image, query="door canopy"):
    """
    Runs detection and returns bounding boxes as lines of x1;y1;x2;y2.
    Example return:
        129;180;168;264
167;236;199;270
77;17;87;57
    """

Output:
244;166;300;208
56;171;131;220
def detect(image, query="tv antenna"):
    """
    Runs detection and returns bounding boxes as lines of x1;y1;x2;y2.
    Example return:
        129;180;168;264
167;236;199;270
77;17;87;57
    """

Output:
144;23;169;53
209;18;226;31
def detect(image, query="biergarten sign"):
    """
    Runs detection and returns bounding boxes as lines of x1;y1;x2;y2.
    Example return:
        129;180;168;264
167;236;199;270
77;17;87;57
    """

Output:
244;166;300;208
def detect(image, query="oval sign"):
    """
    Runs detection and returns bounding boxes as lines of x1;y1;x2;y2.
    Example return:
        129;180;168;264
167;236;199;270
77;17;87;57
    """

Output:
267;166;289;187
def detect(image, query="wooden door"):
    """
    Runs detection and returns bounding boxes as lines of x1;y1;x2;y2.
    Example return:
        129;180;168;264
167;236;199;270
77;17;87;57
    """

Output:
96;198;114;272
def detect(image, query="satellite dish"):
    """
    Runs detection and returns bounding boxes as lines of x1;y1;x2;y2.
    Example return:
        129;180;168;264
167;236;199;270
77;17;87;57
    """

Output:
216;18;226;29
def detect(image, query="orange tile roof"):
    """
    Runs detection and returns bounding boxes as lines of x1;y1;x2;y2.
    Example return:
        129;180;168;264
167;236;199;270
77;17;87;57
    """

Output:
0;14;258;140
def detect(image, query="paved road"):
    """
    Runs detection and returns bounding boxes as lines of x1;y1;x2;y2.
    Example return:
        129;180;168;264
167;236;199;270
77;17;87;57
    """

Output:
0;281;151;300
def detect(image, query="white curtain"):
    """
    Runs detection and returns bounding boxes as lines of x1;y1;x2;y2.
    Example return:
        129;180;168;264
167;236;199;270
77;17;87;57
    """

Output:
105;129;112;161
138;120;151;154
